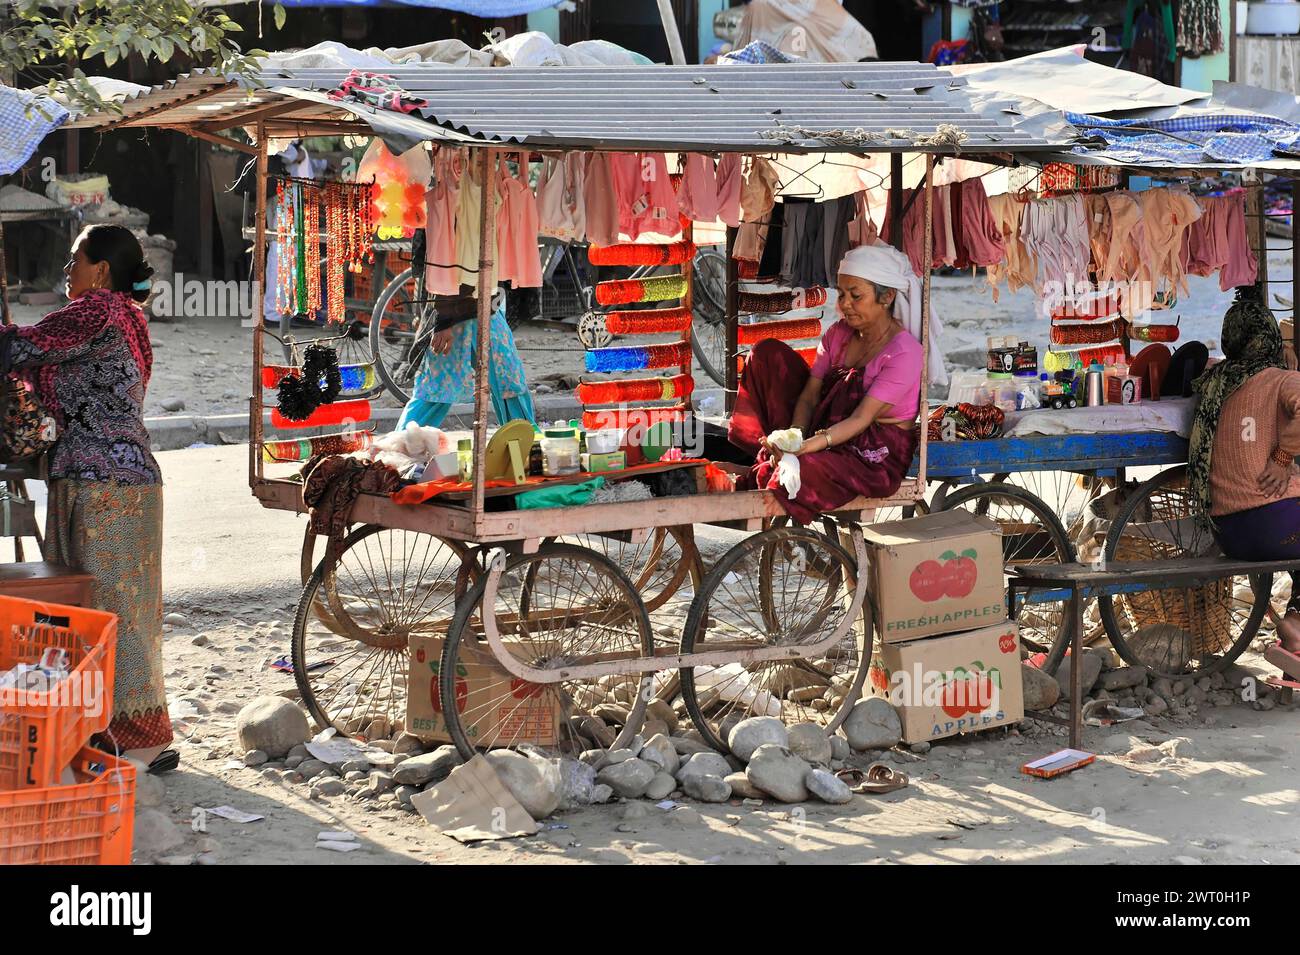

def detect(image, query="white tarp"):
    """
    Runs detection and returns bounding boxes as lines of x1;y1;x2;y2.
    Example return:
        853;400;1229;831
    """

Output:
949;45;1206;115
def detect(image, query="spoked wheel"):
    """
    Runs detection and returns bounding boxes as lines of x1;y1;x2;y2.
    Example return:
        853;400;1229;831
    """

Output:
541;527;703;635
989;470;1110;554
368;266;427;405
1100;465;1269;678
291;526;471;737
679;527;870;753
937;482;1075;674
691;248;728;387
440;543;653;759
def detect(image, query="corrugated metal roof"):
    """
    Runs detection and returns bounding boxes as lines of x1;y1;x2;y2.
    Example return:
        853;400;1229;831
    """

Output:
65;61;1059;154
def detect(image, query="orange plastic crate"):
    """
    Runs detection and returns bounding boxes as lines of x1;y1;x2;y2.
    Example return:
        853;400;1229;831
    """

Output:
0;746;135;864
0;596;118;789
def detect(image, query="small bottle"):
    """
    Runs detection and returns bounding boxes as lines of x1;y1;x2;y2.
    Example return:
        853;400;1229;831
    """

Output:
528;433;544;477
457;438;473;482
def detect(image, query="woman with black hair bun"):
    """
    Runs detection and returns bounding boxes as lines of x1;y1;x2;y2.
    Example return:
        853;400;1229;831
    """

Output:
0;223;174;772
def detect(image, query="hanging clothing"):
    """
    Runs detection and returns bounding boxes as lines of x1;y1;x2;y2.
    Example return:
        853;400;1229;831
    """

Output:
728;338;918;524
584;152;621;247
1020;194;1090;294
453;156;497;290
821;194;857;287
958;177;1005;268
1177;0;1223;56
740;156;780;222
984;194;1035;301
678;153;719;224
1136;185;1202;307
780;200;827;287
1182;192;1258;291
630;153;682;239
536;153;585;243
716;153;743;228
424;147;462;295
495;151;543;289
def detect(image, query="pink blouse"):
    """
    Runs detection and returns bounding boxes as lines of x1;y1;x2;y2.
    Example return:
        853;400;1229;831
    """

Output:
810;321;923;421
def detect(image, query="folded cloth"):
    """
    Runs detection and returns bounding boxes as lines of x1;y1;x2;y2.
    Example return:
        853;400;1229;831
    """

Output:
767;427;803;499
302;454;401;540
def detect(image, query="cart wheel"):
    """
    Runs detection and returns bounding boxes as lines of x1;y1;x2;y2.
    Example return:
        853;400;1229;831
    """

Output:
440;544;653;759
577;309;612;349
541;526;703;634
678;527;870;752
937;482;1075;674
1100;465;1269;678
291;525;470;737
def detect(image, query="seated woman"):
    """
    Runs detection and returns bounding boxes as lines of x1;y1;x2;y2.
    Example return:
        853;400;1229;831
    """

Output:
1192;286;1300;653
0;225;174;770
728;243;924;523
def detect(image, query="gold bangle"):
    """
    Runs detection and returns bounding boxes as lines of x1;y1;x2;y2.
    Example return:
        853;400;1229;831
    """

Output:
1272;447;1295;468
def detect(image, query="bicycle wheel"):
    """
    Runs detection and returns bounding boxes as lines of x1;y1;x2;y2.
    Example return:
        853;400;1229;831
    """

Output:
368;266;429;404
440;544;653;759
679;527;870;752
1099;465;1269;678
937;482;1075;674
291;525;469;738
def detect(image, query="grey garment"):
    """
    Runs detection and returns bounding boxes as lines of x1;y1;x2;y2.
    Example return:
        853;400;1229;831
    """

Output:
822;195;857;287
780;200;827;288
779;195;857;289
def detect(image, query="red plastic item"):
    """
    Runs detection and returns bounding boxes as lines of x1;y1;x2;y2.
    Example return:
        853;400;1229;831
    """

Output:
271;399;372;430
582;406;687;430
737;317;822;345
1129;324;1180;343
0;746;135;864
0;596;118;790
738;286;827;314
577;374;694;405
605;307;692;335
588;241;695;267
1050;318;1124;346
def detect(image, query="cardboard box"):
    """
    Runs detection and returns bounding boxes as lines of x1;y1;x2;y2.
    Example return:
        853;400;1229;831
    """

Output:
861;509;1005;643
407;633;560;747
868;621;1024;744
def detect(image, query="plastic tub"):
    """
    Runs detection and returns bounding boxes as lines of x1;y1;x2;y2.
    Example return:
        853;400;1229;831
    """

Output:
1247;0;1300;34
586;429;622;454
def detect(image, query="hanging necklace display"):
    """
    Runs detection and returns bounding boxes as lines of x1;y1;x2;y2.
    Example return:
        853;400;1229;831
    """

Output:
303;183;322;317
324;182;347;324
294;182;308;315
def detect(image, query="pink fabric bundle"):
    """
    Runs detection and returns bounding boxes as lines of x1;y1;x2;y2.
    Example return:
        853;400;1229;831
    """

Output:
1181;192;1258;291
678;153;719;223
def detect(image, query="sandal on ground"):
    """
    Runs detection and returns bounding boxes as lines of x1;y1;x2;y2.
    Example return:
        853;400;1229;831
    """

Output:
836;763;909;794
148;749;180;775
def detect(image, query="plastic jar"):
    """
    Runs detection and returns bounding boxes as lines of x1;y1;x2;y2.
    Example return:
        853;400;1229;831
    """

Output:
541;428;581;476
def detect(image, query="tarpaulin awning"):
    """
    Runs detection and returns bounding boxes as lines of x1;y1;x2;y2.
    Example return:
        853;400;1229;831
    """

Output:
0;85;69;177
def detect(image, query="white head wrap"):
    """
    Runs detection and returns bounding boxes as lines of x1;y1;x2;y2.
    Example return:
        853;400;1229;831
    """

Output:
836;241;947;387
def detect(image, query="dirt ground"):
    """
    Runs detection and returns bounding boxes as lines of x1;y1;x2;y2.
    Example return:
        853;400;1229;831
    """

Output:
58;445;1296;866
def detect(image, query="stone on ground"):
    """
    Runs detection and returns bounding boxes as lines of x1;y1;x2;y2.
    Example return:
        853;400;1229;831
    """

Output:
235;696;310;759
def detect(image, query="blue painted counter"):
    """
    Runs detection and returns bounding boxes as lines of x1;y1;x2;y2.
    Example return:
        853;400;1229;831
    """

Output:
909;430;1189;479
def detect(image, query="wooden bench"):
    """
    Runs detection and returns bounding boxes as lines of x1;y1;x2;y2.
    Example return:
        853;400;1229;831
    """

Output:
1007;555;1300;748
0;561;95;607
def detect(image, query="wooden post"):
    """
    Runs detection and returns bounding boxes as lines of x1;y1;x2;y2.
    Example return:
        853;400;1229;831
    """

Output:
0;216;9;327
724;224;738;416
1246;170;1268;303
917;154;933;494
471;148;497;519
656;0;688;65
249;123;268;489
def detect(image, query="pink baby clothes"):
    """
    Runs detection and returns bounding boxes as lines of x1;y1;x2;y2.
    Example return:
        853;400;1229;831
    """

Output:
678;153;719;224
608;151;641;238
583;152;620;247
1182;193;1257;291
630;153;681;239
423;147;462;295
958;177;1005;268
1138;186;1202;300
537;153;585;243
495;151;543;288
715;153;742;228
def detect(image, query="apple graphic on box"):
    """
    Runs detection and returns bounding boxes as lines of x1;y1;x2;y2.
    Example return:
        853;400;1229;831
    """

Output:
941;548;979;598
909;559;947;601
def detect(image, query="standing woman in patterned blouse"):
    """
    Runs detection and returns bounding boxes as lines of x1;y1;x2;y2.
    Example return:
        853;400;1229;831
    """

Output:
0;225;174;772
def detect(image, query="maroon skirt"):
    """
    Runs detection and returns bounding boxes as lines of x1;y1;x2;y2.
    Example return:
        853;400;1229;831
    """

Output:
729;338;918;525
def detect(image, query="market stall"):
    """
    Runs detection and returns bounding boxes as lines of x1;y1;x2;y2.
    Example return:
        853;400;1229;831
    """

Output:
55;49;1300;760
